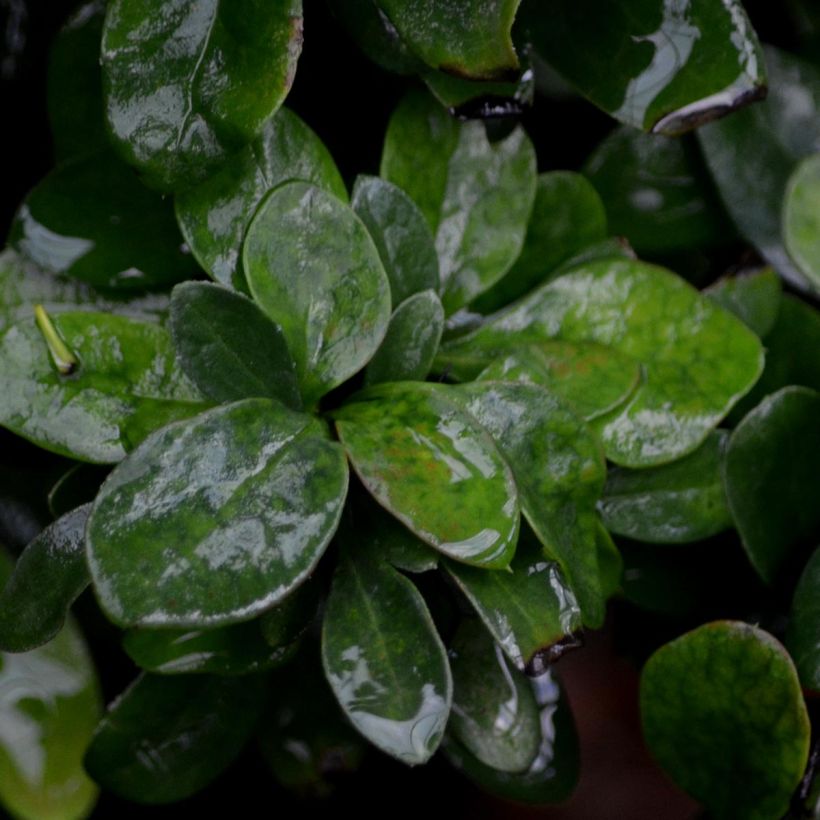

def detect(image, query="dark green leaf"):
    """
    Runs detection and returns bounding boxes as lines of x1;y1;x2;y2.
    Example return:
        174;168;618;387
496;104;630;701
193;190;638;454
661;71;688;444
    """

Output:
84;672;266;803
86;399;348;627
641;621;810;820
334;383;519;569
723;387;820;583
595;521;623;600
0;505;90;653
258;577;321;648
519;0;765;134
244;181;391;405
473;171;608;313
600;431;732;544
448;619;540;773
441;257;764;467
351;175;440;307
363;290;444;386
705;268;782;338
444;531;582;673
321;546;451;765
422;70;526;114
10;151;199;291
101;0;304;190
787;548;820;692
48;464;109;518
169;281;300;408
0;311;205;463
784;154;820;291
175;107;346;290
381;90;536;313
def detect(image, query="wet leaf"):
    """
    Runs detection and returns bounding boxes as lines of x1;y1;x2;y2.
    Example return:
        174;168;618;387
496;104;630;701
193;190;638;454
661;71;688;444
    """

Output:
86;398;348;627
175;107;346;290
444;531;581;674
351;175;439;307
321;546;451;765
473;172;608;313
101;0;304;190
10;151;199;291
784;153;820;291
84;672;266;803
787;548;820;692
519;0;765;135
244;181;391;405
724;387;820;583
705;268;782;338
381;90;536;313
641;621;810;820
453;382;607;627
363;290;444;386
0;505;90;653
169;282;300;408
441;257;764;467
448;619;540;773
0;311;205;464
600;431;732;544
333;383;519;569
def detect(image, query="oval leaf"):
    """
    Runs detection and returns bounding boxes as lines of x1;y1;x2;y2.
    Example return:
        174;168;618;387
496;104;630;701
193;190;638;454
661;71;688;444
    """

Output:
784;153;820;291
787;548;820;692
86;398;348;627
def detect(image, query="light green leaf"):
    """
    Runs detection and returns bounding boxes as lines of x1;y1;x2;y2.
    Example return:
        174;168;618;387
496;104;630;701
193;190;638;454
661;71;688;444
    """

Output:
784;153;820;291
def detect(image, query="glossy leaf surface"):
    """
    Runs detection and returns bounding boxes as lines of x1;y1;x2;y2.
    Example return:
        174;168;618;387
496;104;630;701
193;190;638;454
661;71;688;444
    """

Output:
449;619;540;773
441;258;764;467
244;182;391;405
381;90;536;313
0;505;90;653
445;532;581;673
363;290;444;386
351;175;439;307
519;0;765;134
0;311;204;463
86;399;348;627
787;548;820;692
705;268;782;338
334;383;519;569
724;387;820;583
784;153;820;291
641;621;810;820
175;107;346;290
321;546;451;765
101;0;304;190
85;672;266;802
600;431;732;544
169;282;300;408
10;151;198;291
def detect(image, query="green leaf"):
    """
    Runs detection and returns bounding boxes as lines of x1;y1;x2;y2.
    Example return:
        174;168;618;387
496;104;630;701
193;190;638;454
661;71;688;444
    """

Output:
444;531;582;673
441;257;764;467
10;151;199;291
321;546;452;765
472;171;608;313
84;672;266;803
584;128;730;254
169;281;300;408
0;505;90;653
422;70;526;116
0;311;205;463
381;90;536;313
175;107;346;290
723;387;820;583
0;606;102;820
101;0;304;190
363;290;444;386
244;181;391;405
519;0;765;135
48;464;109;518
46;1;108;162
705;268;782;338
86;398;348;627
595;522;623;600
374;0;520;80
784;153;820;291
698;48;820;290
448;619;540;773
453;382;607;627
351;175;440;307
786;548;820;692
443;668;579;804
640;621;810;820
258;576;320;648
600;431;733;544
333;383;519;569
